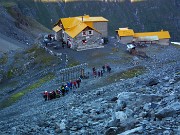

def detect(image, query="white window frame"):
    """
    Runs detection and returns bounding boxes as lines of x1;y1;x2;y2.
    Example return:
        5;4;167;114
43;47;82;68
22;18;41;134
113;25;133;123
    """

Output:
82;31;87;36
88;30;93;35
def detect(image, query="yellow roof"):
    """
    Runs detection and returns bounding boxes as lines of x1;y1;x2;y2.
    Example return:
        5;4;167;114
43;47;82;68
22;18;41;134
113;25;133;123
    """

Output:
65;23;100;38
52;25;62;32
61;17;81;30
134;30;170;39
65;23;87;38
76;16;108;22
116;28;134;37
60;15;108;29
58;15;106;38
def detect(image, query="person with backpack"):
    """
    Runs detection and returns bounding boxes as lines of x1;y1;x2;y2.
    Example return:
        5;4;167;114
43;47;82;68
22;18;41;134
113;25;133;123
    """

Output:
70;80;73;90
52;90;56;99
98;70;101;77
43;91;49;101
100;70;103;77
55;89;60;98
102;65;105;73
65;85;69;93
67;81;71;89
61;85;65;96
73;81;77;89
76;78;81;88
106;64;111;73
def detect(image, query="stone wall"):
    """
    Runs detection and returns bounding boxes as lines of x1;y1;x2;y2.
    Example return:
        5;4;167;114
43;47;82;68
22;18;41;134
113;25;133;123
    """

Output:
93;22;108;37
118;36;133;44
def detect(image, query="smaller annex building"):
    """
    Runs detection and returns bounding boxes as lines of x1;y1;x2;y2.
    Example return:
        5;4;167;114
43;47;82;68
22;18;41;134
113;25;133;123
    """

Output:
116;28;171;45
53;15;108;51
116;28;134;44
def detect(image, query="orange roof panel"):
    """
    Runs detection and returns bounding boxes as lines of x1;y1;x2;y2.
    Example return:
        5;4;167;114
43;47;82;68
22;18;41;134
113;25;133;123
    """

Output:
56;15;107;38
134;30;170;39
52;25;62;32
116;28;134;37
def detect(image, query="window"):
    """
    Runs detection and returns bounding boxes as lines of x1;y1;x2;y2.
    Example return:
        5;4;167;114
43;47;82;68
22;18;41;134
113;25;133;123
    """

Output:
82;31;86;36
88;30;93;35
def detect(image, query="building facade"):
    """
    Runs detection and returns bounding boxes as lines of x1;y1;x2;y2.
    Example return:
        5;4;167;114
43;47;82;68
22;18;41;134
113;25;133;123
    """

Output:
53;15;108;51
116;28;171;45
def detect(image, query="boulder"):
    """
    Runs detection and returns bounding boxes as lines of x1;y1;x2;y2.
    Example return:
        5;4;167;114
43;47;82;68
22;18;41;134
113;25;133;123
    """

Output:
11;127;17;135
115;111;127;122
155;102;180;119
60;120;66;130
146;78;159;86
163;130;171;135
119;126;143;135
116;100;127;111
111;96;118;102
105;127;118;135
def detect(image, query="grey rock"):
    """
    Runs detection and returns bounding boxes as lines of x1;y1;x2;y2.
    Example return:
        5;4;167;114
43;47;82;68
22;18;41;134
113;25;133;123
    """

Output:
111;96;118;102
115;111;127;122
105;118;120;128
104;127;118;135
163;130;171;135
119;126;143;135
146;78;159;86
162;76;170;82
155;102;180;119
11;127;17;135
143;103;152;111
115;100;127;111
38;121;50;127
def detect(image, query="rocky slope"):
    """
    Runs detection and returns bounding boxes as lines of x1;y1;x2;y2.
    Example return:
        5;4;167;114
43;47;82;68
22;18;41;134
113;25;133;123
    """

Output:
0;2;51;52
0;43;179;134
0;0;180;134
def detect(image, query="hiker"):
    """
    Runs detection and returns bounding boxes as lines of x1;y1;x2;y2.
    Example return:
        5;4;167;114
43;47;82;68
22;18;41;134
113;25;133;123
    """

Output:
73;81;77;89
98;70;101;77
76;78;81;88
48;34;52;41
92;67;96;73
55;89;60;98
43;91;49;101
107;66;111;73
100;70;103;77
49;92;53;100
61;85;65;96
93;70;97;78
106;65;111;73
79;76;82;81
70;80;73;90
65;85;69;93
67;81;71;90
52;91;56;99
102;65;105;73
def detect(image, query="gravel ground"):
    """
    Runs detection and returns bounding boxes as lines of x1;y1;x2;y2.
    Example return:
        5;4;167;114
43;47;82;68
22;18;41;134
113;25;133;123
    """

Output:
0;42;180;135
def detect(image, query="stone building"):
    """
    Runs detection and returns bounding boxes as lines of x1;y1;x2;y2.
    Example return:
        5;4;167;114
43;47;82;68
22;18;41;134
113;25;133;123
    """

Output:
116;28;171;45
134;30;171;45
116;28;134;44
53;15;108;51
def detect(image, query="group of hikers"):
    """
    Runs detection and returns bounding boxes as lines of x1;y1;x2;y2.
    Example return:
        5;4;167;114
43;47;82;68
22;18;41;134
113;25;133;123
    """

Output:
43;78;81;101
92;64;111;78
43;64;112;101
